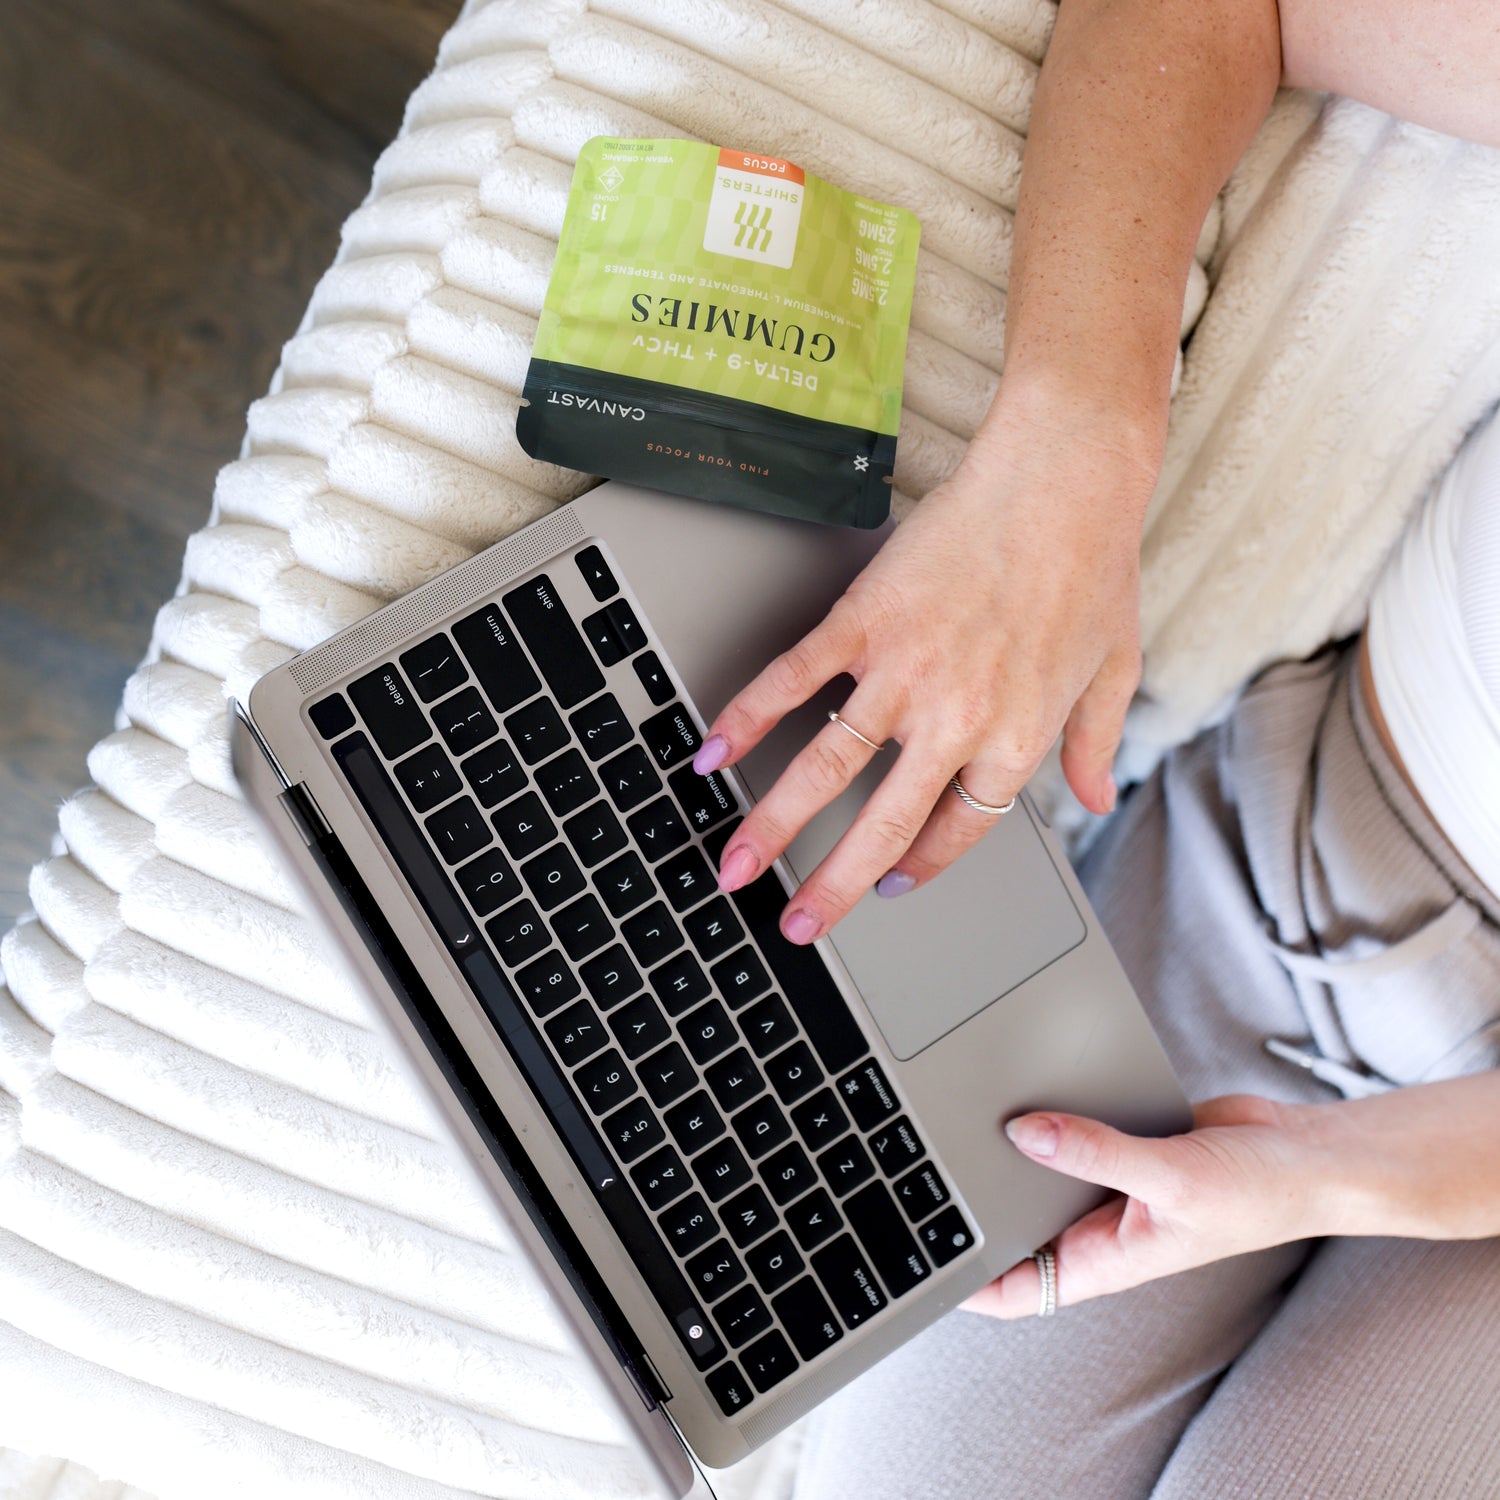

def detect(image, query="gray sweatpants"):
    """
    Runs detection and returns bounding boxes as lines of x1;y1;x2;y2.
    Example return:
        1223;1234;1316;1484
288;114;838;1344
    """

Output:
793;645;1500;1498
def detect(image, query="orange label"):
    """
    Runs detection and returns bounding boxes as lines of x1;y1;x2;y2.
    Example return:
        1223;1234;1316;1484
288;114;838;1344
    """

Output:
716;147;806;186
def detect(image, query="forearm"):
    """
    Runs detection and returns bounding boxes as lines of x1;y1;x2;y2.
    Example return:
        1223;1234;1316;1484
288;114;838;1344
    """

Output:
1308;1070;1500;1241
984;0;1281;475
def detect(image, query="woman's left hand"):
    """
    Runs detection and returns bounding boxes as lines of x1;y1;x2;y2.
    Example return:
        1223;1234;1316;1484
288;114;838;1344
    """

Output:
964;1095;1333;1317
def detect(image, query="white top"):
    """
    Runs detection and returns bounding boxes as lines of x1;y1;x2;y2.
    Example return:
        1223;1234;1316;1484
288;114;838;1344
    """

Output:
1367;408;1500;897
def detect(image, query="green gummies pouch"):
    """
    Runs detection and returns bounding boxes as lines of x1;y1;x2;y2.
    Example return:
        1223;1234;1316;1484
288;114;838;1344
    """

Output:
517;138;920;529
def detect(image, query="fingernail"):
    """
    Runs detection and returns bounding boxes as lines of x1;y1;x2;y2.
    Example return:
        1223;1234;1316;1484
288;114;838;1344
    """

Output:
693;735;729;775
783;908;822;945
876;870;916;899
1006;1115;1060;1158
718;844;758;892
1103;775;1118;813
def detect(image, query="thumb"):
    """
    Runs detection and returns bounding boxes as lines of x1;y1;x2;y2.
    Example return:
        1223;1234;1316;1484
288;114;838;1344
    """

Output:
1059;640;1141;815
1005;1112;1175;1200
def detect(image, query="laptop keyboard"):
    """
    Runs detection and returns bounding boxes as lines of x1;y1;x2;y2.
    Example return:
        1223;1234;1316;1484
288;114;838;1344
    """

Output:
308;540;976;1418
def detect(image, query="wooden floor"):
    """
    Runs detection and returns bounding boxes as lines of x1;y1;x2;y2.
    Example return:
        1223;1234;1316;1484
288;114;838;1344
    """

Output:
0;0;463;928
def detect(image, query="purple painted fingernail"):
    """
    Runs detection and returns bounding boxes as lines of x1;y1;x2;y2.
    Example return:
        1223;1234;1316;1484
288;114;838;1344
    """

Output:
876;870;917;899
693;735;729;775
783;908;822;945
718;844;758;892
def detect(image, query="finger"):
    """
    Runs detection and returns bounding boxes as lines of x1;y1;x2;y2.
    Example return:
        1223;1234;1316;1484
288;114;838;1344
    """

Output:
697;603;865;774
771;739;958;938
963;1197;1129;1319
712;684;900;897
1004;1111;1181;1201
877;756;1023;895
1058;639;1141;815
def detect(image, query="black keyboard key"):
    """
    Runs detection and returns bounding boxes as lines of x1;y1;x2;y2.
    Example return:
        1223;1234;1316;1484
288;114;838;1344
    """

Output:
728;870;866;1074
563;802;628;867
742;994;797;1058
622;902;682;968
633;650;674;705
712;948;771;1010
660;1192;717;1257
917;1206;975;1267
309;693;355;740
535;748;598;817
733;1095;791;1159
745;1231;803;1295
574;543;617;602
520;844;585;911
582;598;646;665
870;1116;924;1178
639;1042;696;1108
786;1187;841;1251
705;1049;765;1114
502;574;604;708
772;1277;844;1361
741;1329;797;1394
545;999;607;1067
515;951;580;1016
686;1240;746;1302
570;693;633;761
462;739;526;807
534;986;607;1069
486;898;548;966
631;1145;690;1209
818;1137;876;1198
640;703;702;770
594;851;652;917
669;763;737;835
627;797;690;862
575;1049;636;1115
680;1000;735;1065
395;743;462;813
650;951;712;1016
706;1362;752;1416
657;846;717;913
766;1041;821;1106
791;1089;849;1152
894;1161;951;1222
426;797;491;865
435;686;497;757
453;604;542;714
674;1307;725;1372
608;993;670;1058
348;663;429;759
812;1235;887;1329
455;847;520;917
606;598;646;655
838;1058;899;1132
505;698;570;764
715;1284;772;1348
492;791;555;859
400;633;468;702
664;1090;725;1156
692;1136;752;1202
553;894;611;960
685;897;744;963
844;1181;930;1298
723;1184;776;1249
600;745;660;813
762;1143;817;1206
579;944;642;1011
602;1097;664;1163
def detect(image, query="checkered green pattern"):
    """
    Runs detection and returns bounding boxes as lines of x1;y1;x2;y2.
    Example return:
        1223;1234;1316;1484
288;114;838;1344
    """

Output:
532;138;918;434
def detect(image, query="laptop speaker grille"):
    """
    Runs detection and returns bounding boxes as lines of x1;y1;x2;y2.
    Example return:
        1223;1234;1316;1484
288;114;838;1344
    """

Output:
288;503;587;694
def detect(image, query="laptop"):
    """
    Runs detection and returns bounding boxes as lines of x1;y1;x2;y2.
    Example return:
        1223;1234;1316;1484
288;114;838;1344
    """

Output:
231;478;1189;1494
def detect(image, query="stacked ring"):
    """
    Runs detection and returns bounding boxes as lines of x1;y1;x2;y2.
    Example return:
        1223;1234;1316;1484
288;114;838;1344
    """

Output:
1033;1244;1058;1317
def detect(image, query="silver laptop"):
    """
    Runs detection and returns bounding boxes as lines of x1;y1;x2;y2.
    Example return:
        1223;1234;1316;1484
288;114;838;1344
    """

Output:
232;479;1189;1495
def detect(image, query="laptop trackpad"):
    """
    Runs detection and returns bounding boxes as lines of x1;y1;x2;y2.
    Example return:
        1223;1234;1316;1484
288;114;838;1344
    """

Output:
744;709;1088;1062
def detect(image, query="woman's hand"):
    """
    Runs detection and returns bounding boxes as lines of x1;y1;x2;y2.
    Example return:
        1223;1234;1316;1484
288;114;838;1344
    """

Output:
965;1095;1331;1318
695;400;1160;945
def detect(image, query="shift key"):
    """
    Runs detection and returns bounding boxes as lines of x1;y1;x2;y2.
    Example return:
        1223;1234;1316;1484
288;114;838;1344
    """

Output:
503;575;605;708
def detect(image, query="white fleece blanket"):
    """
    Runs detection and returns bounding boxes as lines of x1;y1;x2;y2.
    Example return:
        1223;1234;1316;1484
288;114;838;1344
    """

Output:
3;1;1499;1496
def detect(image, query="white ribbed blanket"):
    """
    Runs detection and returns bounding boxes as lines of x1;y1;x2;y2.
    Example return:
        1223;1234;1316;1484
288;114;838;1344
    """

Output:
2;2;1499;1497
